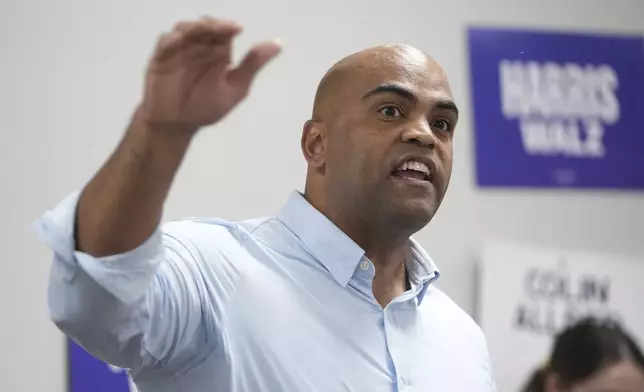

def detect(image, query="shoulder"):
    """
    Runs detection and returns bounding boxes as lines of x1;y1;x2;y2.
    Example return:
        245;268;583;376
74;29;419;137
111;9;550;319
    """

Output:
152;216;277;270
160;216;274;243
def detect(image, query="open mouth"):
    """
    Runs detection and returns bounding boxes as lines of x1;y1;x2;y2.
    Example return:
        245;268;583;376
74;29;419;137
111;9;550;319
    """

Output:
391;160;432;182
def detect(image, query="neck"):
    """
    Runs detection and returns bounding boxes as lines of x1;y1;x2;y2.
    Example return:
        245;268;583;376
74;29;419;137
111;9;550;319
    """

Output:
306;189;410;262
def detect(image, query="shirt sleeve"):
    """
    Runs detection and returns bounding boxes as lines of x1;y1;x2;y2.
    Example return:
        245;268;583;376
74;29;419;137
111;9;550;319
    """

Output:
34;191;215;375
481;337;498;392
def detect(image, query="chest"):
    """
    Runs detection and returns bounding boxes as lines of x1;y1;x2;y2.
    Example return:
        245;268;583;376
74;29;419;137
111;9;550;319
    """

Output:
203;259;490;392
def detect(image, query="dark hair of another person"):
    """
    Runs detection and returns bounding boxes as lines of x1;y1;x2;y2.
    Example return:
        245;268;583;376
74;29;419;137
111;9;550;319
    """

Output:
522;317;644;392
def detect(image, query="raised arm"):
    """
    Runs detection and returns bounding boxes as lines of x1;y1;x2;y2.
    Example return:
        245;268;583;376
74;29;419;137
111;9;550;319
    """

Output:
34;17;280;372
78;18;280;257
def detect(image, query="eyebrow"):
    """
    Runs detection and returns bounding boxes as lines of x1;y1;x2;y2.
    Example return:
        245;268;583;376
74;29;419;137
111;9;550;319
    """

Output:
362;83;459;118
435;99;459;119
362;84;416;102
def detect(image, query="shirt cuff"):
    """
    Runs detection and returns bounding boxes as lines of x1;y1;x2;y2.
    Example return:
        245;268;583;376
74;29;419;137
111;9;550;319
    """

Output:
33;191;165;305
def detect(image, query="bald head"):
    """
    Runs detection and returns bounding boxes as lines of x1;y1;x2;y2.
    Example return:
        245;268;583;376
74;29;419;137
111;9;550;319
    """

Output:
311;44;447;122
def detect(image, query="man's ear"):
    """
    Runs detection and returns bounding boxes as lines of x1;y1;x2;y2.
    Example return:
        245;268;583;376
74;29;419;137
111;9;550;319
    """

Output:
301;120;326;168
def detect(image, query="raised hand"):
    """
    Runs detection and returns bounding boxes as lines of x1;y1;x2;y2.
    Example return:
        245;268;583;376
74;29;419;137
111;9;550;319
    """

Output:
139;17;281;132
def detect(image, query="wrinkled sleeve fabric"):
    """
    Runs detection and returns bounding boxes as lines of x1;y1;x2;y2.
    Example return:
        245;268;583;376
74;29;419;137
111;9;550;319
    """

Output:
34;192;216;376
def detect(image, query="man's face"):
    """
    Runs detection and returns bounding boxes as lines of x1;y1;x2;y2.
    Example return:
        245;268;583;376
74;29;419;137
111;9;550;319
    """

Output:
324;48;458;232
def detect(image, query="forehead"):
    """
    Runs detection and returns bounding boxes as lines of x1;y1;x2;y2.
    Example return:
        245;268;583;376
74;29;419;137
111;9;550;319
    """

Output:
350;48;452;100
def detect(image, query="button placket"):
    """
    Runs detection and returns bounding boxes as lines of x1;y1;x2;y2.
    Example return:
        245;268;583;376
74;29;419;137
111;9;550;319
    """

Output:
385;304;414;392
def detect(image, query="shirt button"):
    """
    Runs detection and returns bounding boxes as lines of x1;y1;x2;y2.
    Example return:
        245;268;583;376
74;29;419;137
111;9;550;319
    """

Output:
359;260;370;270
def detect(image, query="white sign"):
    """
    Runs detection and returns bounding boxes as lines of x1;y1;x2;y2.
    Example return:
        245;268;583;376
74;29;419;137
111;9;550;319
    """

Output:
477;240;644;392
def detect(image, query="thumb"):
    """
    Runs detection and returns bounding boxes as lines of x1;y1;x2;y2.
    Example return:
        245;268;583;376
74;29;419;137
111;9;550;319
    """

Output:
228;40;282;89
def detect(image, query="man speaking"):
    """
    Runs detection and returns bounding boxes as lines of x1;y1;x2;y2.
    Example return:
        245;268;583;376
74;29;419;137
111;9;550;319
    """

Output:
35;17;496;392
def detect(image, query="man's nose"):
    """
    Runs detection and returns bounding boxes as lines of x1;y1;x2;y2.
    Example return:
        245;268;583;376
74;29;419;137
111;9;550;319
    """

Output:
400;120;437;149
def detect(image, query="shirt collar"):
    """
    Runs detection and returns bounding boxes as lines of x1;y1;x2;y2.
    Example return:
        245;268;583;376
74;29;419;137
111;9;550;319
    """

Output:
277;191;441;298
277;191;364;287
406;238;441;304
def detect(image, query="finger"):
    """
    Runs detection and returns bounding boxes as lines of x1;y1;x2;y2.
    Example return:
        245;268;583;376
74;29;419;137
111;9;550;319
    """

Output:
182;43;233;69
154;19;240;64
227;40;282;88
175;18;242;44
174;17;240;33
153;31;185;61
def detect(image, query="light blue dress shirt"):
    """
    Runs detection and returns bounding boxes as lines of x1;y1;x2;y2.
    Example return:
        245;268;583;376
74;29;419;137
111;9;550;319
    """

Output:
35;190;496;392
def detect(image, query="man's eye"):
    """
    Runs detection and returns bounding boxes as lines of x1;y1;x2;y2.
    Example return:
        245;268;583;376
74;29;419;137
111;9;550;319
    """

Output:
378;106;402;117
433;119;451;132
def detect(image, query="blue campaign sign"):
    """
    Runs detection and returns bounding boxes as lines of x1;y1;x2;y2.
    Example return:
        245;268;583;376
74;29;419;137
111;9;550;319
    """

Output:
467;27;644;189
68;339;135;392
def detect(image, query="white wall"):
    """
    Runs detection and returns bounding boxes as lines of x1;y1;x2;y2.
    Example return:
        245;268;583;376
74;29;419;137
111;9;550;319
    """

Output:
1;0;642;390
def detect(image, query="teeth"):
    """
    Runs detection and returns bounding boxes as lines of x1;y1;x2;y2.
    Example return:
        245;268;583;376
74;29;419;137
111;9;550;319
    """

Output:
400;160;430;175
